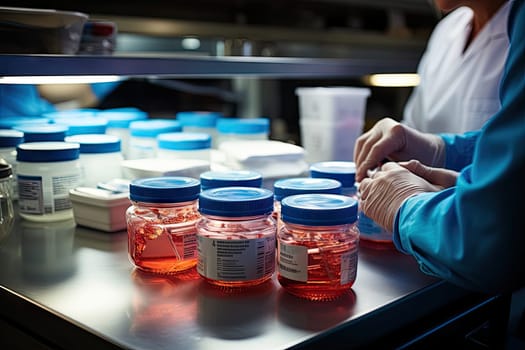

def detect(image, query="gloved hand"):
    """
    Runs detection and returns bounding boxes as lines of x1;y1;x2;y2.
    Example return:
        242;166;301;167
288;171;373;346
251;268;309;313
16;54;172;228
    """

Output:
354;117;446;182
359;162;446;232
398;160;459;189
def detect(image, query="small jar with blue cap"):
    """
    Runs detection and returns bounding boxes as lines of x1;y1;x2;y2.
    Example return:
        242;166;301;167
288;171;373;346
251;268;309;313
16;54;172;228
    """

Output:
199;170;263;191
126;176;201;274
196;186;276;289
176;111;221;148
16;142;82;222
310;161;393;247
128;119;182;159
97;109;148;160
157;132;212;162
216;117;270;147
64;134;123;187
273;177;342;226
277;193;359;301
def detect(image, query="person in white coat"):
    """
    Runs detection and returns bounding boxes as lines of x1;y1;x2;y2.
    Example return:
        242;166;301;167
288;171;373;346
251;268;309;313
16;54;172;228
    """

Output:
402;0;511;133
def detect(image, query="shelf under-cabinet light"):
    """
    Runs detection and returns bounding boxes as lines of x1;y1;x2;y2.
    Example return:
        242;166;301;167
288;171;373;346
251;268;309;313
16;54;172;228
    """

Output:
364;73;420;87
0;75;122;85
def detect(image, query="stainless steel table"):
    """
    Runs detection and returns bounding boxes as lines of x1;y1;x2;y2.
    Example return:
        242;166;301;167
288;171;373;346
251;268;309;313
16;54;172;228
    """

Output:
0;216;509;349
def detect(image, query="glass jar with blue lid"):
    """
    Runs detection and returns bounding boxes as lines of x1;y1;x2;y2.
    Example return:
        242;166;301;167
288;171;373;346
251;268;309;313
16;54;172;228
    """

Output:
14;124;69;142
176;111;221;148
126;176;201;274
277;193;359;301
196;186;276;289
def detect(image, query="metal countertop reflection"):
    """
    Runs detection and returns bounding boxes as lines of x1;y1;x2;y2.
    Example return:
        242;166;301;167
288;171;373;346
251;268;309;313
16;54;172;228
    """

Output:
0;215;469;349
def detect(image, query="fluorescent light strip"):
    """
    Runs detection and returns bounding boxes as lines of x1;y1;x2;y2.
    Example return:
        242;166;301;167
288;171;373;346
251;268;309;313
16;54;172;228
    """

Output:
365;74;420;87
0;75;122;84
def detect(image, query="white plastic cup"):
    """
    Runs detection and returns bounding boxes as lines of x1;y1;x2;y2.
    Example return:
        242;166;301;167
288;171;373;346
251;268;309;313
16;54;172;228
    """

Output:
295;87;371;163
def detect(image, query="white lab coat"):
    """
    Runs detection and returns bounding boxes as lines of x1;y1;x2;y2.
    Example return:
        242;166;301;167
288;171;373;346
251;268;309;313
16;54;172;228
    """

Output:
403;2;511;133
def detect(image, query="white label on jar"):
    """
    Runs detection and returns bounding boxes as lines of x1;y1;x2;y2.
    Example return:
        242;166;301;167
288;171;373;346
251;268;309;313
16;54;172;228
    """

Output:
340;249;358;285
18;173;80;215
197;235;275;281
278;242;308;282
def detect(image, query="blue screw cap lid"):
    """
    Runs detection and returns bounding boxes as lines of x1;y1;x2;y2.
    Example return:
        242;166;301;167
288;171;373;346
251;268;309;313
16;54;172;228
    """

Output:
200;170;263;190
129;120;182;137
129;176;200;203
0;129;24;147
65;134;121;153
199;186;273;217
53;117;108;136
14;124;68;142
16;142;80;162
0;117;50;129
176;111;221;127
157;132;211;151
216;117;270;134
310;161;356;187
273;177;342;201
281;194;358;225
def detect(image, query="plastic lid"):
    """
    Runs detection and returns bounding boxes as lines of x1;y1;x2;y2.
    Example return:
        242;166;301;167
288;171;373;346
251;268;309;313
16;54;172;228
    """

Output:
97;110;148;128
129;176;200;203
0;117;50;129
129;120;182;137
199;187;274;217
176;111;221;127
200;170;263;190
14;124;68;142
273;177;342;201
310;161;356;187
53;117;108;136
65;134;121;153
216;117;270;134
0;163;13;179
0;129;24;147
281;194;358;225
44;109;98;120
157;132;211;151
16;142;80;162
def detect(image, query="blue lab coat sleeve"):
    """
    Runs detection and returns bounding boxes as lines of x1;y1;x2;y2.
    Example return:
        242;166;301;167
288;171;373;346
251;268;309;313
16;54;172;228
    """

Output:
393;0;525;294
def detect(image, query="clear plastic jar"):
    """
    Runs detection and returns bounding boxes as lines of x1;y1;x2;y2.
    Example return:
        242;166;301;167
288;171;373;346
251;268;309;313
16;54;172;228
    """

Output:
199;170;263;191
197;186;276;289
310;161;392;246
126;176;201;274
16;142;81;222
278;193;359;301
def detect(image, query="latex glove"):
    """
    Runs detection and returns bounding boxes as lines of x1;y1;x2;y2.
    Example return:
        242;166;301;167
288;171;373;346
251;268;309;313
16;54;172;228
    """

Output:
359;162;445;232
398;160;459;189
354;117;446;182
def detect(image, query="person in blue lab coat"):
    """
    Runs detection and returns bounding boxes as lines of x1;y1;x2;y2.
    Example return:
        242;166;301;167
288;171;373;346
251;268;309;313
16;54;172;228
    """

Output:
354;0;525;294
